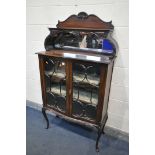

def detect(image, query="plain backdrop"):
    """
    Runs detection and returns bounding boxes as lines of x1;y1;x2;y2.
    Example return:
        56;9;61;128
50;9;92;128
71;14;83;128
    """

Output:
0;0;155;155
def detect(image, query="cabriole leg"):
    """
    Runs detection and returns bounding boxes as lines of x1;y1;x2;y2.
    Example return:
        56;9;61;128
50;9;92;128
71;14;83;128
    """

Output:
42;107;49;129
96;127;104;152
96;115;108;152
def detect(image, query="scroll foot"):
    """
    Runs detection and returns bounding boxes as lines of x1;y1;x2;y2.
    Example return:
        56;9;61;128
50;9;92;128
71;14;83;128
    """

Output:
42;107;49;129
96;127;102;152
95;114;108;152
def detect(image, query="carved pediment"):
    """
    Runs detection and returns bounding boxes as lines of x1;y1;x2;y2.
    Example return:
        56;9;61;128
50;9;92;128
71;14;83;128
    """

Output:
56;12;114;30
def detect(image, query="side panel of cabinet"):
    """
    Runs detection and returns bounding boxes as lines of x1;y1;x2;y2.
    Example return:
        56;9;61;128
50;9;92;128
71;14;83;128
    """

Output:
96;64;108;124
101;61;114;122
38;55;47;107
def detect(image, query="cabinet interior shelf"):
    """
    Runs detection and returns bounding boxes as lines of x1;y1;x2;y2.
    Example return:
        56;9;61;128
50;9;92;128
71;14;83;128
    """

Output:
46;85;98;106
45;71;66;79
45;72;99;88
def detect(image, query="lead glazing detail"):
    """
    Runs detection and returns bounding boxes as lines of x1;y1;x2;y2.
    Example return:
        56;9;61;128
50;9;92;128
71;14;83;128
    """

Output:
72;63;100;121
44;57;66;113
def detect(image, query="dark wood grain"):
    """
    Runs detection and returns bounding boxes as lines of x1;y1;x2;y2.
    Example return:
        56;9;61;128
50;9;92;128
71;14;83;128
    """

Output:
65;60;73;116
96;64;108;123
101;61;114;122
56;12;114;30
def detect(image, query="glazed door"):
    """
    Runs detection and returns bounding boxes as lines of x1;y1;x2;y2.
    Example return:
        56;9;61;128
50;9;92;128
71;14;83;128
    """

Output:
71;61;101;123
44;57;67;114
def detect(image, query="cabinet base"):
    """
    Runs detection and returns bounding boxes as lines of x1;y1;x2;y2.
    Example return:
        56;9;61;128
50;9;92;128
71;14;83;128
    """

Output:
42;107;108;152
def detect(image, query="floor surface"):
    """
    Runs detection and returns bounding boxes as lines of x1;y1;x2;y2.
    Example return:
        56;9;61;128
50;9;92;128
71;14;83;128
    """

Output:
26;106;129;155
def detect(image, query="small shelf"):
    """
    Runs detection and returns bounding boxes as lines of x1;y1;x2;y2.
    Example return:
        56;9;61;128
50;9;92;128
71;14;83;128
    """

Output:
45;71;66;78
73;87;98;106
46;85;66;97
45;72;99;91
73;75;99;87
45;70;100;86
46;84;98;106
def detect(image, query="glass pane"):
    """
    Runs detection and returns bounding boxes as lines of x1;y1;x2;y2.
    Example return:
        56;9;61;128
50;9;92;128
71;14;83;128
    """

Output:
44;57;66;113
72;62;100;121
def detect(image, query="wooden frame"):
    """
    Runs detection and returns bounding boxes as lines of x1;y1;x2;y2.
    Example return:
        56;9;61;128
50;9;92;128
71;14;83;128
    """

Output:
57;12;114;30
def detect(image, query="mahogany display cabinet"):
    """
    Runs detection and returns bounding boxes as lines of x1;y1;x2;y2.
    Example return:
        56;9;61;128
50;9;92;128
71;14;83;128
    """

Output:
36;12;118;151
